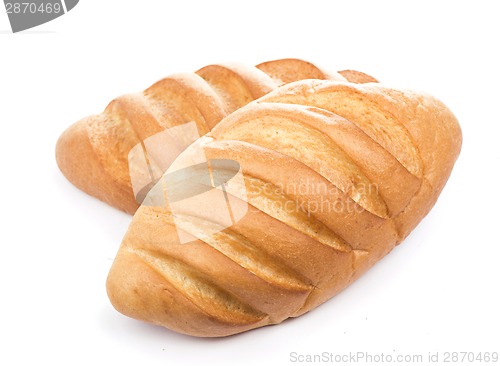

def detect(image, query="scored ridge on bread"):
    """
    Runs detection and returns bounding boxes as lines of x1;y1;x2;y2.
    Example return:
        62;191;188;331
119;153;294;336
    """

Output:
259;80;424;178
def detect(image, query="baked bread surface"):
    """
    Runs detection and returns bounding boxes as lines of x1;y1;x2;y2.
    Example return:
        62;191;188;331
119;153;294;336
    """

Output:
106;79;462;337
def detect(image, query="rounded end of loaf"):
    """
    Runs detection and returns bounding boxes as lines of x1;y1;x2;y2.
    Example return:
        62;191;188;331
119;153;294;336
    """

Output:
56;118;139;214
106;208;271;337
105;255;257;338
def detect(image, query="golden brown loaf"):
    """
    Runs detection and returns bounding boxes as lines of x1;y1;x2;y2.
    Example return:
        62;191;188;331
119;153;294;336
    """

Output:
106;79;462;337
56;59;369;213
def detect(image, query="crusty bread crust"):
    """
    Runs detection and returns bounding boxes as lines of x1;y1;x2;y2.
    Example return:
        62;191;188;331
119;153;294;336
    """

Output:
106;79;462;337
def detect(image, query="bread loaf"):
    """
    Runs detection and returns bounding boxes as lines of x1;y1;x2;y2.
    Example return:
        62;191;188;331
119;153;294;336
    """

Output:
106;79;462;337
56;59;369;213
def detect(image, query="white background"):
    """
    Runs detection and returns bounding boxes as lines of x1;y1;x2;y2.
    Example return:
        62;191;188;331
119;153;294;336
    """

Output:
1;1;499;365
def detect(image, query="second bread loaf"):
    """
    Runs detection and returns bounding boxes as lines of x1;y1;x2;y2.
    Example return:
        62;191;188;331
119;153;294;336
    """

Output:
56;59;376;213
